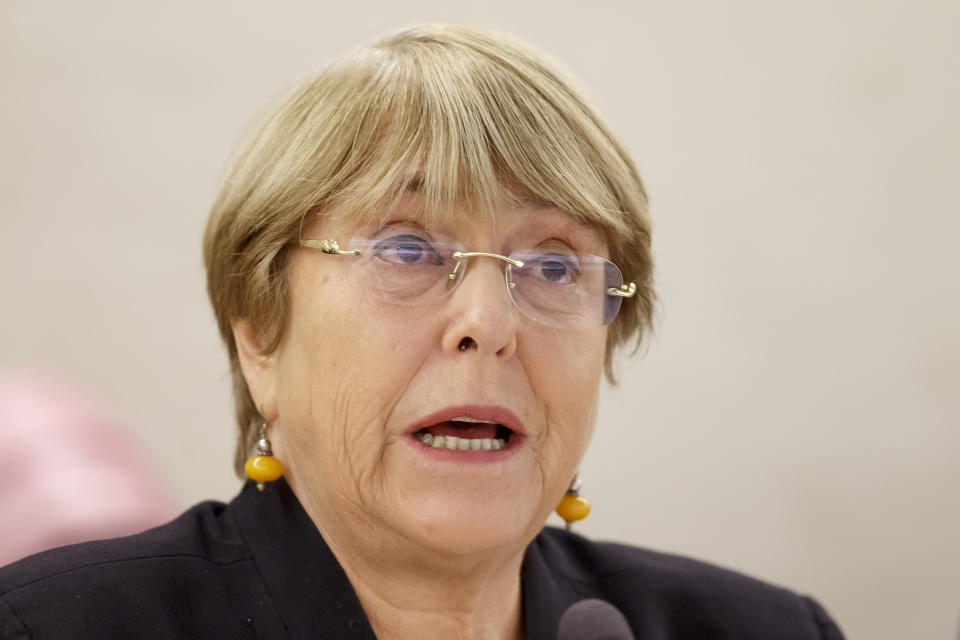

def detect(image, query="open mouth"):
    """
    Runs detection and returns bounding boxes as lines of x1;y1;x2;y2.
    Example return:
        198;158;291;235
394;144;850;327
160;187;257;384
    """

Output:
413;417;515;451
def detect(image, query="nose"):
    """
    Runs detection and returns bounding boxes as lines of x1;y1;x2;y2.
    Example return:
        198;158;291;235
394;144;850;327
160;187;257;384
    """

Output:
440;256;519;360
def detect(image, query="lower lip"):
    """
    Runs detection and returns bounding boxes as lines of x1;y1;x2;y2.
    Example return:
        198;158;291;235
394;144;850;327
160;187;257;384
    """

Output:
406;433;526;463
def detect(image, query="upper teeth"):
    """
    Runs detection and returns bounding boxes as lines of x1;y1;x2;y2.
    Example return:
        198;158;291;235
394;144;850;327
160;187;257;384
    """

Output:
451;417;498;424
417;432;505;450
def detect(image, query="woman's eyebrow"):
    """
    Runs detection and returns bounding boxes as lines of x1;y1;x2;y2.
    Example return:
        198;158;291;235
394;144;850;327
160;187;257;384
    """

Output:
518;211;599;240
380;216;428;230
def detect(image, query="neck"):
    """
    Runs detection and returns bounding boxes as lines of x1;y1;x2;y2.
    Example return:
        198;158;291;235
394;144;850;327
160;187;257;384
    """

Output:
339;547;526;640
291;482;528;640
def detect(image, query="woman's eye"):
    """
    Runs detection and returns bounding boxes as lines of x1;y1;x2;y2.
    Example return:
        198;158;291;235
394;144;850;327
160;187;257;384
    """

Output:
534;253;580;283
374;234;441;265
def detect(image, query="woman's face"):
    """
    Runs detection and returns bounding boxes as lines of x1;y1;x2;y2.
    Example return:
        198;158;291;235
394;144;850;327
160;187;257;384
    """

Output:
239;203;609;558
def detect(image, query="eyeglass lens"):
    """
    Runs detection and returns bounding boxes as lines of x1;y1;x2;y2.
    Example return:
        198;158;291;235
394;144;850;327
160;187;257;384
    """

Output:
340;225;625;327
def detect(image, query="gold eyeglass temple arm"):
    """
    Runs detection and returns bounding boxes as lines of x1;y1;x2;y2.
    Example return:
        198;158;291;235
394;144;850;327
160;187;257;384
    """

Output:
300;239;361;256
607;282;637;298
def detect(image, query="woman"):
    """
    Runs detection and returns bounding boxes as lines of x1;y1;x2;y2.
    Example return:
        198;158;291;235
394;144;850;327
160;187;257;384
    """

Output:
0;24;843;639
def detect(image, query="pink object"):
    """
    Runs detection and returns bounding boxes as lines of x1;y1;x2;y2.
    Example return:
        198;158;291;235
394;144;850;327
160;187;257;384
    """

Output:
0;373;173;565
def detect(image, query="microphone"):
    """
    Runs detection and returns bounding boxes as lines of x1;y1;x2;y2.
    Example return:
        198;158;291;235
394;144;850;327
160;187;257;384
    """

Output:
557;599;636;640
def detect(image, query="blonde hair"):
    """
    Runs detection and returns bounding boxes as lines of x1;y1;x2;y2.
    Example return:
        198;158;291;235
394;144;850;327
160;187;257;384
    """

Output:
203;24;655;476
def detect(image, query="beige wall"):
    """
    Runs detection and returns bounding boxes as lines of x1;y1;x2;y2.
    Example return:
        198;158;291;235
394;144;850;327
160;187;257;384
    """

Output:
2;1;958;637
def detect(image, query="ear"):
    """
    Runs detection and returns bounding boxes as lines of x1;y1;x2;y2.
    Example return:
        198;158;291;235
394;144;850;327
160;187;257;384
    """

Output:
231;318;279;422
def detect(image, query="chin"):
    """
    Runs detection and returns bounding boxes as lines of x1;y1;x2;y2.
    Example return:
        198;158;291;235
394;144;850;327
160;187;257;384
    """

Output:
393;490;542;558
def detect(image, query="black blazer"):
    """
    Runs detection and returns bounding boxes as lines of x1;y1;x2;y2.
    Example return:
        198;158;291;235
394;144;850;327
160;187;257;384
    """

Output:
0;479;844;639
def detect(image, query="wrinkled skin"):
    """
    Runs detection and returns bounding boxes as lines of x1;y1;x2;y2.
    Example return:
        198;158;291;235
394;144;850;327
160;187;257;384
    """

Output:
234;205;608;569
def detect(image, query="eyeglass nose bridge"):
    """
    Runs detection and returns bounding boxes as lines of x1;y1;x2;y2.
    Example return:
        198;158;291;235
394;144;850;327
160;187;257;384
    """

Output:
449;251;525;289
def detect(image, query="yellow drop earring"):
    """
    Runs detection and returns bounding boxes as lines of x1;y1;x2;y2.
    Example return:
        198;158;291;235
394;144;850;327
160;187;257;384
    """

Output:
555;472;591;530
245;422;283;491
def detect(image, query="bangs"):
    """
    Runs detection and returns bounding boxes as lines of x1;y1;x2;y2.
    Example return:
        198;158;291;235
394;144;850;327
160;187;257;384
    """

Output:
312;30;632;239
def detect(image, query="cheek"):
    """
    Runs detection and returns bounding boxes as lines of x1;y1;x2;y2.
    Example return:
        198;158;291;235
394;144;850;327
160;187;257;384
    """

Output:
274;288;433;493
521;327;605;459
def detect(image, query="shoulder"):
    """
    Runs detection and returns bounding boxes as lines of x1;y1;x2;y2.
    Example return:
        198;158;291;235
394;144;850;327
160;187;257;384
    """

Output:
0;499;245;593
0;499;264;639
528;527;844;639
533;525;789;594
